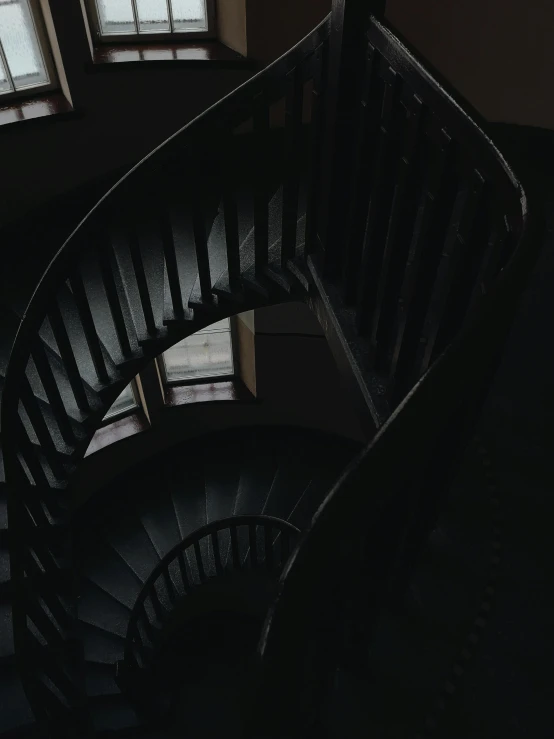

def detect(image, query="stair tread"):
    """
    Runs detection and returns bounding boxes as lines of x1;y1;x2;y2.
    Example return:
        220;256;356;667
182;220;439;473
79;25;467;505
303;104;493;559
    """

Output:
112;225;169;345
136;484;183;561
85;661;120;697
90;692;140;732
81;542;143;611
0;602;14;658
163;196;219;324
80;621;126;664
78;580;132;639
79;249;142;367
107;512;162;585
0;663;34;732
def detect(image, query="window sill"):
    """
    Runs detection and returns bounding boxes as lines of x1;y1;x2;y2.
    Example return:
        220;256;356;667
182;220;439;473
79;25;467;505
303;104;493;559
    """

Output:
87;41;256;71
85;411;150;457
0;91;75;130
164;378;257;408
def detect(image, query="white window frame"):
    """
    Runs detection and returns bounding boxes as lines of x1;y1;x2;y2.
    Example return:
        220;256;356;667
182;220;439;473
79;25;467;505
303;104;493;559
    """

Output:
158;316;237;387
102;377;141;424
85;0;217;44
0;0;58;102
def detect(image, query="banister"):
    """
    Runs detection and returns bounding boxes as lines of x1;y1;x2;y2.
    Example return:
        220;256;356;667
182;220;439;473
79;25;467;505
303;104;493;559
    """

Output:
117;515;299;713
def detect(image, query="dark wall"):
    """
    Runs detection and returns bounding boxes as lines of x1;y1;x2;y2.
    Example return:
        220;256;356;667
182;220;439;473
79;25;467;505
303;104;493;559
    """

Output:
246;0;331;61
73;302;367;506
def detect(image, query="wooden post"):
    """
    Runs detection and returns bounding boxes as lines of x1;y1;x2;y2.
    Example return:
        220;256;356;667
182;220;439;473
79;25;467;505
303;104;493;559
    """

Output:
320;0;387;275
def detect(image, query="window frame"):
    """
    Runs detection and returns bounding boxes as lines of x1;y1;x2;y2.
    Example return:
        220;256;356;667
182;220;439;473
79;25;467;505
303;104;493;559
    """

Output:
158;316;238;388
85;0;217;44
0;0;58;102
101;377;141;425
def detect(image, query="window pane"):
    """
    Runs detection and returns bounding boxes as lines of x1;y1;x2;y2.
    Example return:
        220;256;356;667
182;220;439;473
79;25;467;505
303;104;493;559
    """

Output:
197;318;231;333
136;0;170;33
163;329;233;382
170;0;207;31
104;383;137;420
0;0;49;91
0;50;11;93
96;0;136;35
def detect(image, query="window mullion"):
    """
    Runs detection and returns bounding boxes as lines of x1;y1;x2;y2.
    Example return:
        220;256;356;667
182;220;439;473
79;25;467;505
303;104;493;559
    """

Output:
166;0;174;33
0;33;15;92
130;0;140;34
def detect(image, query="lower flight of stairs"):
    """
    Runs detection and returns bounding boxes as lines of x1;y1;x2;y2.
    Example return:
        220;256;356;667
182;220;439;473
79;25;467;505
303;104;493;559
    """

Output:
74;425;360;735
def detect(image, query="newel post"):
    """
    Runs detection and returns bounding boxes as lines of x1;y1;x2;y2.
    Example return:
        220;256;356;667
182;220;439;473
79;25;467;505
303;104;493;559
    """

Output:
319;0;386;275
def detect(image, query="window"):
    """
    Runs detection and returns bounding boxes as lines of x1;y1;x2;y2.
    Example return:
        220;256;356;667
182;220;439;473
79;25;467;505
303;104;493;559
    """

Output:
160;317;235;384
103;379;139;421
0;0;57;100
87;0;215;42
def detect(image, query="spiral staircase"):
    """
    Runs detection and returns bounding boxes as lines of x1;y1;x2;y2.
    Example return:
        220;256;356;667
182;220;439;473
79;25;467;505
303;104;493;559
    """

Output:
0;0;540;737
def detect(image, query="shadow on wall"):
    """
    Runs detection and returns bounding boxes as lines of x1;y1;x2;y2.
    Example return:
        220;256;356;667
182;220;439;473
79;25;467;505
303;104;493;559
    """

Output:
72;302;367;507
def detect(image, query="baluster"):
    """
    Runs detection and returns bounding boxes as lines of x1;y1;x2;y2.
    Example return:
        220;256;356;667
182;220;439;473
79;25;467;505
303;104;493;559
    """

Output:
17;419;50;488
388;126;458;403
356;67;405;335
127;227;157;336
248;523;258;568
48;303;90;412
20;378;65;480
264;526;274;571
416;168;486;377
191;191;213;302
230;525;241;570
281;528;291;564
281;65;304;266
159;205;185;320
342;43;383;302
162;568;176;606
369;96;425;370
150;586;165;623
466;213;511;315
321;0;386;274
254;91;270;275
30;340;75;446
24;594;64;648
140;602;155;645
69;268;110;385
305;42;329;256
211;531;224;577
222;150;242;293
97;240;133;358
194;540;207;583
177;550;191;593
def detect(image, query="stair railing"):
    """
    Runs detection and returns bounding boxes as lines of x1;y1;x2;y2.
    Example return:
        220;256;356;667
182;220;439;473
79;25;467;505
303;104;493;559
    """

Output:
245;8;538;737
2;18;330;733
115;515;299;718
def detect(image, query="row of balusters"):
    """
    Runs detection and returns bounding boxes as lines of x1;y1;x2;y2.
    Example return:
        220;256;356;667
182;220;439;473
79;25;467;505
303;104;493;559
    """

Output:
5;27;331;730
125;517;298;671
327;36;517;409
11;39;329;491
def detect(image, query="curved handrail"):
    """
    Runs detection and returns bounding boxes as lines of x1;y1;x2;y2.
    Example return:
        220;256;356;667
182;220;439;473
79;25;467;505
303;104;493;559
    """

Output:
2;17;330;729
121;515;300;673
1;13;331;441
245;13;536;738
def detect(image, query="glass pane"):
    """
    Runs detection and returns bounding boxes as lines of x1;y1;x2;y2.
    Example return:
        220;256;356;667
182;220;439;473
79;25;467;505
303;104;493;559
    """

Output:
96;0;136;35
0;49;11;93
104;383;137;420
136;0;169;33
0;0;49;91
170;0;207;31
163;329;233;382
197;318;231;334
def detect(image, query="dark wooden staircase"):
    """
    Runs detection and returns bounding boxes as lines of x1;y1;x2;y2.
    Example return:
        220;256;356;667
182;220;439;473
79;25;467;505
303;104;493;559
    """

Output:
0;0;538;737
